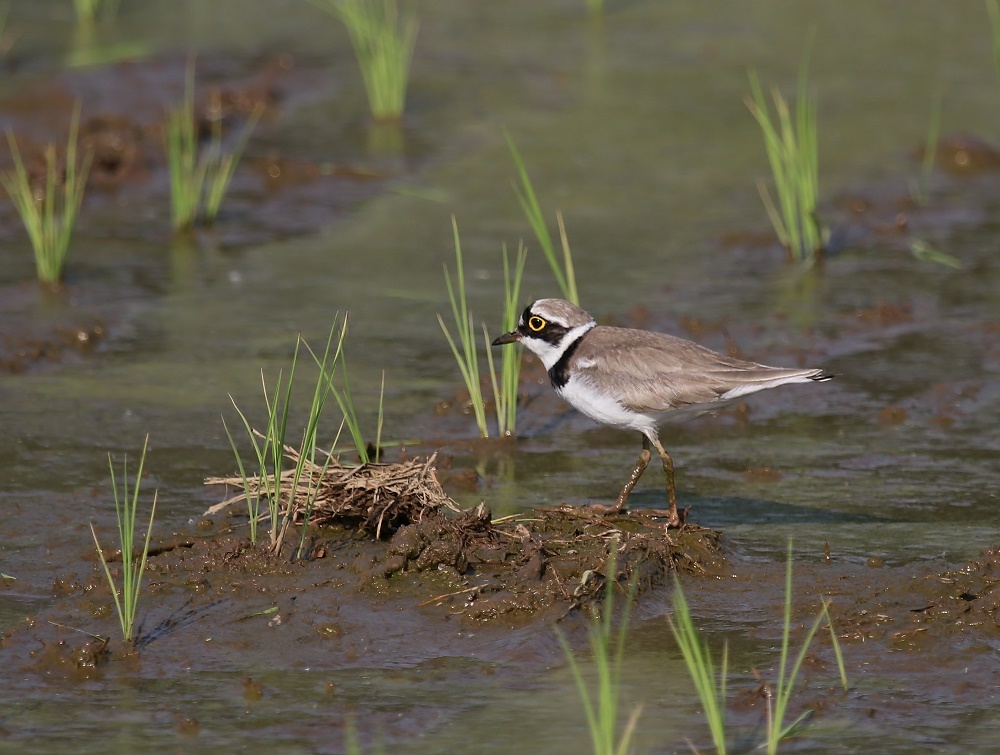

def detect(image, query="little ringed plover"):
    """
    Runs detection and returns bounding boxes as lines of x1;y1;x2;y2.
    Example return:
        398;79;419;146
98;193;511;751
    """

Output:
491;298;834;527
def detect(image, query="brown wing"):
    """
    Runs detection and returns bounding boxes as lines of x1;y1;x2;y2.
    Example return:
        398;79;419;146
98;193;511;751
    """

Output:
573;326;807;413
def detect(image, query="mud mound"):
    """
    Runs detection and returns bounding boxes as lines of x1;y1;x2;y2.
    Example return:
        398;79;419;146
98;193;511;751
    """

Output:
371;503;724;621
203;453;726;618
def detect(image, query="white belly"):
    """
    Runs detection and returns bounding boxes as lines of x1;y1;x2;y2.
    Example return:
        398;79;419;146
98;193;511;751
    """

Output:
557;374;658;432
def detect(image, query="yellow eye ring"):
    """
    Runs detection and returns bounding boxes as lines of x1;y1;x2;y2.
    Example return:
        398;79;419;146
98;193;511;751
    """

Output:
528;316;546;332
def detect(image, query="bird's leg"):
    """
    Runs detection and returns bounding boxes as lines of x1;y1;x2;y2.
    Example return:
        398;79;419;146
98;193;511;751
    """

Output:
611;436;651;512
647;432;683;528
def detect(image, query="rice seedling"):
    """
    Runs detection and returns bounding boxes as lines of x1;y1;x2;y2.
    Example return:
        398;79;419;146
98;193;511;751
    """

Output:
90;435;158;644
746;56;826;265
321;355;384;466
909;239;963;269
165;59;207;231
484;241;527;436
285;322;351;557
762;543;847;754
505;131;580;304
668;579;728;754
557;540;642;755
223;363;295;546
1;103;92;287
311;0;418;122
165;60;261;231
224;318;347;550
438;216;490;438
204;92;264;224
669;542;848;753
910;91;942;206
72;0;121;25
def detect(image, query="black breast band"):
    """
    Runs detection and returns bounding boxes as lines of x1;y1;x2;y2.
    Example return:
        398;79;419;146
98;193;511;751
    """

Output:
548;331;587;389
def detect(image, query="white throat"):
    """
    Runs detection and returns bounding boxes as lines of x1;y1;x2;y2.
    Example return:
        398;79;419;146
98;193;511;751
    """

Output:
524;321;595;370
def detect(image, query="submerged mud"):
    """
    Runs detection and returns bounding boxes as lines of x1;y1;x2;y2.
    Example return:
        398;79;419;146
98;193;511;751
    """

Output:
1;474;725;685
3;508;1000;752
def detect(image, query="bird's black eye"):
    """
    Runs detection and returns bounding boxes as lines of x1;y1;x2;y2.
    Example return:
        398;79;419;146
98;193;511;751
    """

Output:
528;316;546;332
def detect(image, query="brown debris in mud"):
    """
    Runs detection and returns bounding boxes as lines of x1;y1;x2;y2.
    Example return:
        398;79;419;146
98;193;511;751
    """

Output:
205;450;459;540
203;452;725;618
0;317;106;374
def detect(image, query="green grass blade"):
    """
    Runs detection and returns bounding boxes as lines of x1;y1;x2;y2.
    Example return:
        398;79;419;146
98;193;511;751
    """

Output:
746;60;821;265
1;103;91;286
90;436;157;644
204;99;264;221
504;130;580;304
669;579;728;754
439;217;488;437
312;0;418;121
557;540;640;755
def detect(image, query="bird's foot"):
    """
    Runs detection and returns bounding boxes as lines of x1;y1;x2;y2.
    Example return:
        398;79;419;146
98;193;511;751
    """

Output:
634;505;688;529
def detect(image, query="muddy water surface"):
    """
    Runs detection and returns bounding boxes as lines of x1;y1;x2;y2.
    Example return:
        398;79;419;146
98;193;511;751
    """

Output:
2;2;1000;753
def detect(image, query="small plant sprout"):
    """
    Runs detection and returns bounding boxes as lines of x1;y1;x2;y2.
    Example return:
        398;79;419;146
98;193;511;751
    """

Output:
165;59;262;231
165;58;207;231
204;90;264;223
2;103;92;287
670;542;847;753
484;241;527;437
306;316;386;465
439;216;490;437
90;435;158;645
668;578;728;754
223;360;298;547
909;239;962;269
286;320;351;557
557;539;641;755
224;317;347;551
311;0;418;122
505;131;579;304
762;542;848;754
746;54;826;265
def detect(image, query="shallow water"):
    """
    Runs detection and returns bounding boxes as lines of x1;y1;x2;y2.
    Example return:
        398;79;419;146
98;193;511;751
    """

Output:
3;1;1000;752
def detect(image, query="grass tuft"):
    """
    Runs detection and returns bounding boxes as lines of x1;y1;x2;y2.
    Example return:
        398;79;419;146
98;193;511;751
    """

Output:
311;0;418;122
2;103;92;287
746;55;825;265
668;578;728;754
505;131;579;304
90;435;158;645
165;59;261;231
224;318;348;550
670;542;848;753
557;540;641;755
484;241;527;437
439;216;490;437
204;91;264;223
308;321;386;465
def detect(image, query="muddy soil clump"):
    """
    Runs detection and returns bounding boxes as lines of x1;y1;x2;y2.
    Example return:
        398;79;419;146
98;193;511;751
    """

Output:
204;453;726;621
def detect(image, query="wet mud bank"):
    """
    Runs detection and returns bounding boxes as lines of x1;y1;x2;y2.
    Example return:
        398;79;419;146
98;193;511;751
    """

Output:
3;493;999;750
1;460;726;679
